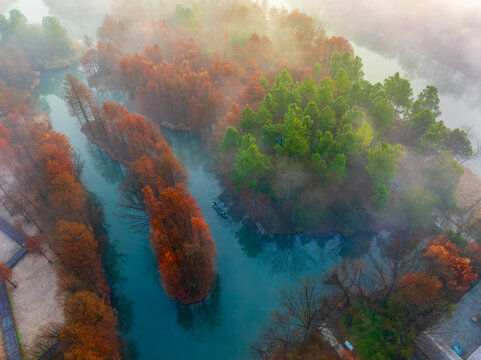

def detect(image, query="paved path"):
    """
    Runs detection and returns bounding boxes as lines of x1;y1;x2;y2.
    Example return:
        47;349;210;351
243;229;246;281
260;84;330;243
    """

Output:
0;217;26;246
319;324;347;358
5;248;28;269
0;217;28;360
0;283;21;360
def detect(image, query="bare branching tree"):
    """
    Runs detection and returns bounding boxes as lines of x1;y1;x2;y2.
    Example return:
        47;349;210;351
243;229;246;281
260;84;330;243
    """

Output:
28;322;63;359
251;276;330;359
324;258;363;305
116;170;150;231
325;234;422;304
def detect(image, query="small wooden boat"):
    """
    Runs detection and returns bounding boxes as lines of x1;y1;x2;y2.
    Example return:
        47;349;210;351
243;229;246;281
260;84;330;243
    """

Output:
211;201;228;219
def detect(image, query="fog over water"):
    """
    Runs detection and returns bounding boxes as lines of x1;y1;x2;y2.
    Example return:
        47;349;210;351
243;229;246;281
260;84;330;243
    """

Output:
281;0;481;174
42;0;114;37
290;0;481;79
288;0;481;109
3;1;481;358
5;0;481;163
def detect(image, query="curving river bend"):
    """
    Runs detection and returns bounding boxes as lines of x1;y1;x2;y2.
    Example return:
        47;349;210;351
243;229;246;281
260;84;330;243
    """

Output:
37;67;346;359
33;37;481;360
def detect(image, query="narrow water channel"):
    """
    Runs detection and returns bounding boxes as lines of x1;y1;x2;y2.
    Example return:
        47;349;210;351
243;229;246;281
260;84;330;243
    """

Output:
37;68;344;359
32;24;481;360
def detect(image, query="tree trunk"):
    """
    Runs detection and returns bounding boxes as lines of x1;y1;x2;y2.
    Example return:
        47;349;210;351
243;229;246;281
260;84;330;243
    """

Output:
7;279;16;288
39;249;52;264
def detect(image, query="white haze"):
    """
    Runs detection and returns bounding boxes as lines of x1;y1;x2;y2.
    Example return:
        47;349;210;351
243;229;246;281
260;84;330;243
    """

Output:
282;0;481;102
42;0;114;38
0;0;16;14
4;0;49;23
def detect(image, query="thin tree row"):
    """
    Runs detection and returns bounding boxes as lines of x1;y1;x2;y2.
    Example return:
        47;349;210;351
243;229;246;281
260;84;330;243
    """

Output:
65;75;216;304
0;80;120;359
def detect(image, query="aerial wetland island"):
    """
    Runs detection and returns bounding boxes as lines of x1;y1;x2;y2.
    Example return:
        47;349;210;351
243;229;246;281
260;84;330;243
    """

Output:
1;0;481;359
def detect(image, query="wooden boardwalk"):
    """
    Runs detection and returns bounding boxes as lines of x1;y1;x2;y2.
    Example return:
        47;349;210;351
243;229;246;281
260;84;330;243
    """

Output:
5;248;28;269
0;283;21;360
0;217;28;360
0;217;26;246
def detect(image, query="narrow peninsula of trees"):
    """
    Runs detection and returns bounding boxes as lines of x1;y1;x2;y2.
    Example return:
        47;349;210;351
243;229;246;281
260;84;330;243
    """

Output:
65;76;216;304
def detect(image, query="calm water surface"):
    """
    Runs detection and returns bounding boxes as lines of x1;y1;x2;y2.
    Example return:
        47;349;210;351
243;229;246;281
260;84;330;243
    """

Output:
31;19;481;360
37;68;346;360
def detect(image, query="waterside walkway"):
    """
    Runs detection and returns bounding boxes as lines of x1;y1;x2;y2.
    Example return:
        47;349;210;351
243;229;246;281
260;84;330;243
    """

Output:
0;216;28;360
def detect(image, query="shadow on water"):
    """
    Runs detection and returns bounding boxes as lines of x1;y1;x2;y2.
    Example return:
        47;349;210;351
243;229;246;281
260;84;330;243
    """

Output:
234;219;353;279
336;233;373;259
101;235;135;334
235;224;266;259
261;236;315;278
175;276;223;339
86;141;125;185
85;190;139;359
235;225;316;278
161;128;211;174
39;66;380;359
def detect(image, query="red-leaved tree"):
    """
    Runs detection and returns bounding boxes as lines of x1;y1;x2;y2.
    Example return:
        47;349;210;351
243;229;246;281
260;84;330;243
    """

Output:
424;236;477;292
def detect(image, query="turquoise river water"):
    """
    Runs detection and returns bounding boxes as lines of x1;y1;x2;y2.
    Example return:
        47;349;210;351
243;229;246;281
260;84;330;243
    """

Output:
36;67;349;359
32;34;481;360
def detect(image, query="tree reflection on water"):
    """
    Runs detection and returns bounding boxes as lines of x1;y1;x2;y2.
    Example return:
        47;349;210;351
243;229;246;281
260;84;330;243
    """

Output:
175;276;222;339
261;237;315;278
87;141;125;184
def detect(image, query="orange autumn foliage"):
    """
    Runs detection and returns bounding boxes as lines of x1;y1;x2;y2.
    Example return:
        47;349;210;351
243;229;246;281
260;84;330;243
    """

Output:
81;98;188;190
63;81;216;304
0;264;12;283
215;102;243;142
25;235;43;252
463;242;481;275
55;221;109;299
48;173;86;220
34;130;87;220
399;272;442;305
130;151;185;192
83;4;353;135
35;131;74;183
143;184;216;304
104;102;160;159
0;80;31;115
61;291;117;360
129;56;225;130
0;47;37;92
1;63;119;359
63;290;115;333
424;236;477;292
238;77;266;109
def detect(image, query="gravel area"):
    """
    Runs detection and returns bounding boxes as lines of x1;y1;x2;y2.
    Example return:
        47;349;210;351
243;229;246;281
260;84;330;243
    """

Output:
7;247;64;359
456;166;481;210
0;158;65;359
